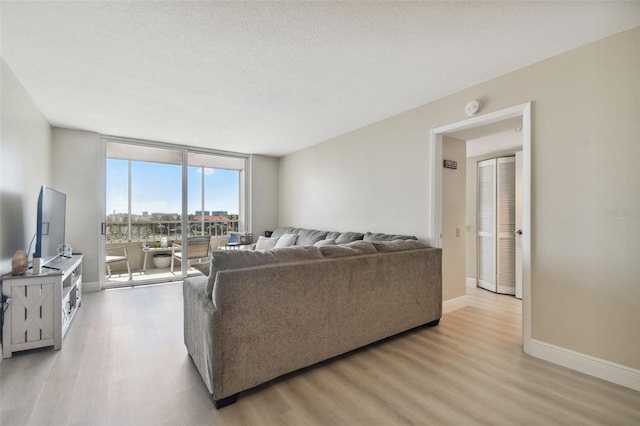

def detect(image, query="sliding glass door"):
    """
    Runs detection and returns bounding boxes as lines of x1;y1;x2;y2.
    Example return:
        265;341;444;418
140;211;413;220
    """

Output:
104;139;246;287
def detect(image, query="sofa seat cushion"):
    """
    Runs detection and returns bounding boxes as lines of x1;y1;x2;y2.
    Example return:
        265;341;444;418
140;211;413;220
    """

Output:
363;232;418;242
372;240;430;252
295;229;328;246
320;241;377;258
205;246;322;296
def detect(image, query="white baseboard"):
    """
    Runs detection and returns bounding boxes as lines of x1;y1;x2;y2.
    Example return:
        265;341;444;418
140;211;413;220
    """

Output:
530;339;640;392
466;277;476;288
83;281;101;292
442;295;467;314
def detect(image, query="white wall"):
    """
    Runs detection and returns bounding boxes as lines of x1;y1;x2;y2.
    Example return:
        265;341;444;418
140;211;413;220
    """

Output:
249;154;279;238
52;128;102;286
279;27;640;370
0;58;52;275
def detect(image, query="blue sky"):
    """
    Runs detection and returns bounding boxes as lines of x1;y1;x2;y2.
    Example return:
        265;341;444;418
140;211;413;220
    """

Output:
106;159;239;215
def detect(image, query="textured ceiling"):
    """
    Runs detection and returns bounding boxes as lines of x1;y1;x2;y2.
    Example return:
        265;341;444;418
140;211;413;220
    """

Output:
1;1;639;156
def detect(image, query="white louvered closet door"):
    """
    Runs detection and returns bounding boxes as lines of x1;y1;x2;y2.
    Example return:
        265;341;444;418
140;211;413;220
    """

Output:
477;159;496;292
496;157;516;295
477;156;516;295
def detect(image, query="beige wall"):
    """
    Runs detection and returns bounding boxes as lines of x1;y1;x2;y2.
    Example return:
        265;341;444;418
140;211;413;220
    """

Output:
442;136;467;302
280;27;640;369
0;58;52;275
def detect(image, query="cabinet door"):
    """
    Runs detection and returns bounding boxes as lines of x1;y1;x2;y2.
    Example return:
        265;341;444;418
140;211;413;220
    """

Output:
10;277;56;346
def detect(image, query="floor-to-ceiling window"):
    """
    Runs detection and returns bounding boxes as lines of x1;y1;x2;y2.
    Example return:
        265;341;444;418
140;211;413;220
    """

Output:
104;139;247;286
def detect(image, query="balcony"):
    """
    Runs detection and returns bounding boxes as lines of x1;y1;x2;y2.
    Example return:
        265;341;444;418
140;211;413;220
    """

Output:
104;218;239;284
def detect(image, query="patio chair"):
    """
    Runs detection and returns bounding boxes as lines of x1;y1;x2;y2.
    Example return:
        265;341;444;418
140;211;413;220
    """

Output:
106;246;132;280
171;236;210;273
209;235;229;252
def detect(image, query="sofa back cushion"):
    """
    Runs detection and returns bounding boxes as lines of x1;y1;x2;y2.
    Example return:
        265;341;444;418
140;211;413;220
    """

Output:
314;238;336;247
205;246;323;296
295;229;328;246
270;227;299;239
320;241;377;258
363;232;418;242
335;232;365;244
372;239;430;252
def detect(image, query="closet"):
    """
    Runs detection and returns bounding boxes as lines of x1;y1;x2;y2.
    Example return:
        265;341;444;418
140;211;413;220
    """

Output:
477;156;516;295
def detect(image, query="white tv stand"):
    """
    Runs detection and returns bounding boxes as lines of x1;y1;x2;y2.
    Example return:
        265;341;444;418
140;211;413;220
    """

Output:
2;254;83;358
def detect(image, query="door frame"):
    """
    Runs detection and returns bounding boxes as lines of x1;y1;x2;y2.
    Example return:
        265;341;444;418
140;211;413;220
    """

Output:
429;102;532;354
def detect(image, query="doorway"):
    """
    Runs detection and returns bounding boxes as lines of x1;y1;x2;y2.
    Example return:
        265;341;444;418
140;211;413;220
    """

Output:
429;102;532;354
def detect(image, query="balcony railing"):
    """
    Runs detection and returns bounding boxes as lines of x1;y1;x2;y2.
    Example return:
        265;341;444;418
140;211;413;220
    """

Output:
106;219;240;243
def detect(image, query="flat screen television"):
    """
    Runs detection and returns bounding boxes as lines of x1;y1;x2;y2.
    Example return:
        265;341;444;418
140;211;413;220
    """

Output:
34;186;66;265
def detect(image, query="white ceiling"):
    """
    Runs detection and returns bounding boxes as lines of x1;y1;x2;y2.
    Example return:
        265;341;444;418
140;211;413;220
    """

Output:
1;1;638;157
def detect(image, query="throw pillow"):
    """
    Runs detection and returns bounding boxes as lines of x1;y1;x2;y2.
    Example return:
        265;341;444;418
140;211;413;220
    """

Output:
255;235;278;250
274;233;297;248
314;239;336;247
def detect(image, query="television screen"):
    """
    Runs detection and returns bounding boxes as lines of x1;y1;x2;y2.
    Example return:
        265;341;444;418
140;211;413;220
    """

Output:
34;186;66;263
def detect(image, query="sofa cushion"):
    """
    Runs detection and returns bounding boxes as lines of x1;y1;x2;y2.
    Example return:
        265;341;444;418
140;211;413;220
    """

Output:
335;232;365;244
270;227;299;239
274;233;298;248
314;238;336;247
296;229;328;246
363;232;418;242
205;246;323;296
255;236;278;250
271;246;323;262
372;240;430;252
320;241;377;258
325;231;341;241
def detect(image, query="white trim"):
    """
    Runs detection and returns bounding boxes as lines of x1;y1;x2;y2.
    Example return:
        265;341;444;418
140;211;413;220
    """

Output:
442;295;468;314
429;101;532;355
466;277;476;288
530;339;640;392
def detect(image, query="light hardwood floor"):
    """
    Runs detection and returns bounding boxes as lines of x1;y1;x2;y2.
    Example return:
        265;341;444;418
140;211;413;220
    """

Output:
1;283;638;425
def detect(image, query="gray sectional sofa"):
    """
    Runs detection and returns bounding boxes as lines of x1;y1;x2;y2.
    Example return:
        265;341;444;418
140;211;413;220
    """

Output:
183;227;442;408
